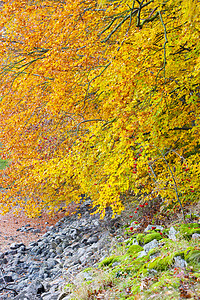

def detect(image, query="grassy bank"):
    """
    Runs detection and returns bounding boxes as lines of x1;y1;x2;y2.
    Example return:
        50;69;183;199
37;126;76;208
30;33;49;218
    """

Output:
63;211;200;299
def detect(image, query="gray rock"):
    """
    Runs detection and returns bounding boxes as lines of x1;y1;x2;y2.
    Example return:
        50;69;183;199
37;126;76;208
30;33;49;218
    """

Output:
62;241;70;249
59;296;72;300
87;236;98;244
14;291;35;300
29;264;40;274
56;246;63;255
137;250;147;258
55;237;62;244
29;241;38;247
0;201;126;300
192;233;200;239
46;258;59;269
42;292;60;300
169;226;177;240
71;242;80;250
143;239;158;253
0;275;13;284
0;257;8;264
51;241;57;250
174;256;187;269
10;242;25;250
144;225;164;232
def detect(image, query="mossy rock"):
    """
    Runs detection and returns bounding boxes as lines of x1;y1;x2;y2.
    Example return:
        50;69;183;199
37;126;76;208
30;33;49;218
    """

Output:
185;249;200;270
128;255;149;274
143;233;163;244
99;255;121;267
127;244;143;255
147;253;174;271
125;235;137;245
178;223;200;239
82;267;94;273
136;233;145;245
184;249;200;263
131;283;141;295
174;250;185;259
183;229;200;239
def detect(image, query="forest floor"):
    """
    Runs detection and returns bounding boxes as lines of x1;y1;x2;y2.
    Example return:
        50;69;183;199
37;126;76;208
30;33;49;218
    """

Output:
0;205;76;252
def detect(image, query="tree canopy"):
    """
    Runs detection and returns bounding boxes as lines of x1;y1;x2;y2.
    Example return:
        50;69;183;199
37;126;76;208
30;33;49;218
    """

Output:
0;0;199;218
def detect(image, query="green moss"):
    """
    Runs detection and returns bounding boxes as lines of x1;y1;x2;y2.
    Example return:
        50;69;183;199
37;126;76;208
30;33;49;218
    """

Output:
174;250;185;259
185;249;200;263
82;267;94;273
179;223;200;239
99;256;119;267
182;247;200;270
127;244;143;255
143;233;163;244
136;233;145;245
147;253;174;271
185;228;200;237
125;235;137;245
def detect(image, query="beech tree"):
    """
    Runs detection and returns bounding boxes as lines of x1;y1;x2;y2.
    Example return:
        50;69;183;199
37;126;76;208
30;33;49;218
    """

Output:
0;0;199;218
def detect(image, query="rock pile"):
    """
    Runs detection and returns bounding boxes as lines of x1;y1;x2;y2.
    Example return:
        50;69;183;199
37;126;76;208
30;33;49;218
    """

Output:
0;201;124;300
1;201;199;299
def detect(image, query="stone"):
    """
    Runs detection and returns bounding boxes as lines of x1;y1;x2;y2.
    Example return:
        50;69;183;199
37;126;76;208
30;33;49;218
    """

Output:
10;243;25;250
192;233;200;239
143;239;159;253
56;246;63;255
59;296;72;300
51;241;57;250
46;258;59;269
87;236;98;244
42;292;60;300
0;275;13;284
0;202;125;300
29;241;38;247
168;226;177;240
55;237;62;244
174;256;187;269
144;225;164;232
137;250;147;258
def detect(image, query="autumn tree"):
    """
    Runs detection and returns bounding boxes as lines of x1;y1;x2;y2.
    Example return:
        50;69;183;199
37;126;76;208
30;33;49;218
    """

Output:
0;0;199;218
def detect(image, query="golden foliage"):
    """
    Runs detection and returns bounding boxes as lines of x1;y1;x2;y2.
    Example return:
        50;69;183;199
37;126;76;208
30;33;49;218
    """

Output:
0;0;199;217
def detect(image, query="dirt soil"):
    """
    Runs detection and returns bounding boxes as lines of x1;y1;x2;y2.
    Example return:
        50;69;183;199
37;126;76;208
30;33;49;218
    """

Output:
0;207;75;252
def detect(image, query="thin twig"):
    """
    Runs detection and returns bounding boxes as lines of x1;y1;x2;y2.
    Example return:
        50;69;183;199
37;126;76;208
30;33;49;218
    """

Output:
158;10;168;84
76;119;104;132
156;147;185;222
83;62;111;109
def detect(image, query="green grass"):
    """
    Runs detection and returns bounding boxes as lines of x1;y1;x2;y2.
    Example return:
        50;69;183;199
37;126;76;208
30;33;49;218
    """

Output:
0;158;9;170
